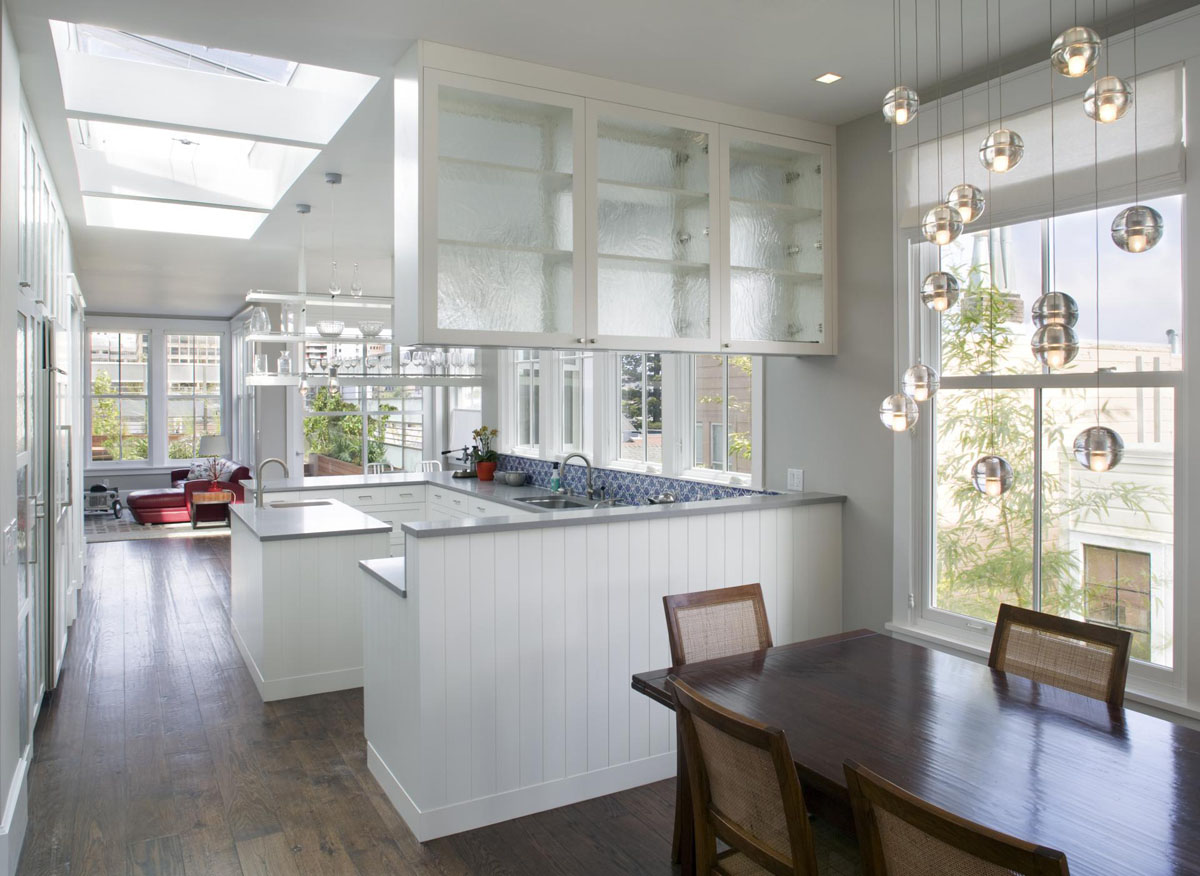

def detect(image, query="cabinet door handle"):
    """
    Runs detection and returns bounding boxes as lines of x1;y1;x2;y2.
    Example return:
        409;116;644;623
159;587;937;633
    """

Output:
576;337;585;344
358;494;374;500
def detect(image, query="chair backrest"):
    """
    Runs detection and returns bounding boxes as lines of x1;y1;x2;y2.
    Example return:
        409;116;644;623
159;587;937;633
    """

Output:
844;760;1070;876
663;583;772;666
670;677;817;876
419;460;443;472
988;603;1132;707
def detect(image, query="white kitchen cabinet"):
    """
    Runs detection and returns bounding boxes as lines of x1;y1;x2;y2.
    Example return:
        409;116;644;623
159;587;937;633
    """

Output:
394;42;837;356
719;126;836;355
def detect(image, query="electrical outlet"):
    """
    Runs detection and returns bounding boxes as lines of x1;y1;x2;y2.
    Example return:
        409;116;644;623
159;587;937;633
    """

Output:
786;468;805;491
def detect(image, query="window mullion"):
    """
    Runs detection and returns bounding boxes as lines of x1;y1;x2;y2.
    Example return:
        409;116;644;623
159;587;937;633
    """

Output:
1032;386;1043;612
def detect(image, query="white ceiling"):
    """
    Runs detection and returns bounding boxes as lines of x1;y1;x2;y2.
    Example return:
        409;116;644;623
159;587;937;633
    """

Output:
9;0;1191;318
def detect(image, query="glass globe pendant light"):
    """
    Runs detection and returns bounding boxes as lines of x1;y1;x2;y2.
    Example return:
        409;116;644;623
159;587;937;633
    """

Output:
879;393;918;432
920;271;960;312
1073;425;1124;472
1111;204;1163;253
1050;26;1101;77
922;204;963;246
1084;75;1132;123
979;129;1024;173
1031;323;1080;368
902;363;940;402
1032;291;1079;327
883;86;920;125
946;183;985;224
349;262;364;297
970;455;1014;496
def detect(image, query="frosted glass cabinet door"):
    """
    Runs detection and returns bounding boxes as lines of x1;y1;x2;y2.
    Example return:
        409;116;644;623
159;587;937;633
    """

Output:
423;71;586;346
720;126;834;354
586;102;720;351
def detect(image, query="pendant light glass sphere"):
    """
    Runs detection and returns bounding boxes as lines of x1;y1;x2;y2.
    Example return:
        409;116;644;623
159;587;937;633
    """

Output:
947;183;986;224
1111;204;1164;253
1031;291;1079;327
879;393;919;432
970;455;1014;497
979;129;1024;174
1084;75;1132;123
921;205;963;246
883;86;920;125
1073;425;1125;472
1031;323;1080;368
1050;26;1102;78
920;271;961;312
901;364;940;402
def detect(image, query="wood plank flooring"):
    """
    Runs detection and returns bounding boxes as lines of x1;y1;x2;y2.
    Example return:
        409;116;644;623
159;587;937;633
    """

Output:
17;536;859;875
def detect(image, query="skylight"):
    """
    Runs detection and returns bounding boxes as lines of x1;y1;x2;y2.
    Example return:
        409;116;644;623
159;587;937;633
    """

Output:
70;119;319;211
82;196;269;239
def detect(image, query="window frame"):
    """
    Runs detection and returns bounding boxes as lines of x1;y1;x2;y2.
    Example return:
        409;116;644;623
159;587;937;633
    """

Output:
87;329;151;464
165;332;224;460
895;215;1184;698
85;316;230;471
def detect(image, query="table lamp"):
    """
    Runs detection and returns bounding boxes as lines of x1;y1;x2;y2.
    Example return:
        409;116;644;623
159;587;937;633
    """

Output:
197;435;230;483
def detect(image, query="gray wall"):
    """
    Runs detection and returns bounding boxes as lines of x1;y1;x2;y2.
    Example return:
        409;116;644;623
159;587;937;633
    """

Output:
762;111;895;632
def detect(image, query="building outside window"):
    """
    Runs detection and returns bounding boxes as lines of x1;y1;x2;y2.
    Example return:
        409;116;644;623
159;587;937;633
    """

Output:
166;334;222;458
88;330;150;462
922;197;1179;668
691;354;753;476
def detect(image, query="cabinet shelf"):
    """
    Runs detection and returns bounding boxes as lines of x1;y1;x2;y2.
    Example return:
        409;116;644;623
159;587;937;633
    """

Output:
598;253;709;271
596;179;709;201
245;333;306;343
439;239;574;259
246;374;302;387
729;197;821;220
730;266;823;282
440;155;573;184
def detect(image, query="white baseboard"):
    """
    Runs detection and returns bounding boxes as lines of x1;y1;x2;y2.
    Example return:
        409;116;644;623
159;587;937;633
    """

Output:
0;752;30;875
368;742;674;842
231;621;363;702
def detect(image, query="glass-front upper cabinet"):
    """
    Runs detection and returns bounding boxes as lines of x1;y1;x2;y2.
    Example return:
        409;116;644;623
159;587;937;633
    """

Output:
422;70;587;347
720;126;835;354
586;102;719;351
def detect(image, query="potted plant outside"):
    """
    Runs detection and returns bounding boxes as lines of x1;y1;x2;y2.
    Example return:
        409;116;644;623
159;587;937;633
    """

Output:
472;426;500;481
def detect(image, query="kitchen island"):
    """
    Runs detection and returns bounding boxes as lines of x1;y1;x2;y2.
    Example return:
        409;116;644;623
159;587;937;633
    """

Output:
230;498;392;701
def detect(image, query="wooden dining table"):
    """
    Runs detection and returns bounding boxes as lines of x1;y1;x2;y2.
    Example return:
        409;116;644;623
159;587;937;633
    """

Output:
631;629;1200;876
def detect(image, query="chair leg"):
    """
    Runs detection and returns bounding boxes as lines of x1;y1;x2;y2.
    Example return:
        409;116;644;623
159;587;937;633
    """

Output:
672;750;683;863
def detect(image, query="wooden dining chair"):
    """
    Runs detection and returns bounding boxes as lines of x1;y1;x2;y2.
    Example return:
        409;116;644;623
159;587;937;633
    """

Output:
988;603;1132;707
663;583;773;667
844;760;1070;876
669;676;818;876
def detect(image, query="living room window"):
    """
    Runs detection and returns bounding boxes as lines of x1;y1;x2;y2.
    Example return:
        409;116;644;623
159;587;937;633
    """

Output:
86;318;229;469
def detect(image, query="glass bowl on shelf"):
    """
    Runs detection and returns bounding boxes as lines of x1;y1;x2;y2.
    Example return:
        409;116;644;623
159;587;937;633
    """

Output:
316;319;345;339
358;320;385;338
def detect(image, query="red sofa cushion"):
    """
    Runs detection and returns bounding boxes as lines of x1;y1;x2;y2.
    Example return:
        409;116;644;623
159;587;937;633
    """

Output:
127;488;187;511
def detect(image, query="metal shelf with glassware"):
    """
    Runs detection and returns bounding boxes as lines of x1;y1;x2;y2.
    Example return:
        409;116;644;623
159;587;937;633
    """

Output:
244;290;306;387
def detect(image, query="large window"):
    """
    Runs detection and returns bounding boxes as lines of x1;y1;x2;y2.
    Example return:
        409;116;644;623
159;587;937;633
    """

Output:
924;198;1179;668
166;334;222;458
690;354;753;476
87;320;228;467
88;331;149;462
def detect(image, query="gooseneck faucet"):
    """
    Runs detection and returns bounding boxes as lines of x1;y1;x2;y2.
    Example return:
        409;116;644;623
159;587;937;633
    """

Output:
561;452;595;499
255;458;290;507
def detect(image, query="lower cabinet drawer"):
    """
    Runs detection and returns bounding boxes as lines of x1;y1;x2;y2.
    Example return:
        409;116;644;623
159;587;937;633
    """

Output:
385;485;426;505
343;486;389;508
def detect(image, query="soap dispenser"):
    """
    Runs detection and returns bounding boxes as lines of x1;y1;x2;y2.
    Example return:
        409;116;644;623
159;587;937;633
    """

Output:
549;462;562;493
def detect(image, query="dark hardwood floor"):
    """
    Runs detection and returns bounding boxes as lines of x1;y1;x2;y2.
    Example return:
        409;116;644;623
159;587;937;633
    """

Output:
17;536;858;875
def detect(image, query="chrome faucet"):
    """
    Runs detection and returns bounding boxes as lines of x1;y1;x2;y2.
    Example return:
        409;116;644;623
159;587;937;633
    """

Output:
255;458;290;507
561;452;596;499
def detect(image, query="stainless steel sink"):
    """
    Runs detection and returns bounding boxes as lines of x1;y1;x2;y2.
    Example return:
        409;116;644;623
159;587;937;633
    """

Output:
268;500;333;509
517;495;597;510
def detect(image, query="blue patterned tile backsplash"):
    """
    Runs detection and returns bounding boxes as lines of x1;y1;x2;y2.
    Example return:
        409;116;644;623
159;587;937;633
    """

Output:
497;454;774;505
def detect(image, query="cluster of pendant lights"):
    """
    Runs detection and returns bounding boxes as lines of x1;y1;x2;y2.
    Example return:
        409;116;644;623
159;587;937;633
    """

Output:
878;5;1157;491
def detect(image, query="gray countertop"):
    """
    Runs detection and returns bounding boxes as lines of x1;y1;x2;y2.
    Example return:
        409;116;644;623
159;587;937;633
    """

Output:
244;470;845;539
230;498;394;541
359;557;406;598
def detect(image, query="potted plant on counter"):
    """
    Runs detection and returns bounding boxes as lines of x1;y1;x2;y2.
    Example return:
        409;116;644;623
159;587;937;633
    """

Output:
472;426;500;481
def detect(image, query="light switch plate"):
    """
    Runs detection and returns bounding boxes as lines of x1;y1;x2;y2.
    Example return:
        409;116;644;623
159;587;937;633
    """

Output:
787;469;805;491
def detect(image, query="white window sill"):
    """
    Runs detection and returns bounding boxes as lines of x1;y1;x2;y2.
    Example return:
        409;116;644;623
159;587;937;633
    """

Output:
678;467;753;489
505;447;542;460
886;620;1200;726
601;459;663;476
85;464;182;476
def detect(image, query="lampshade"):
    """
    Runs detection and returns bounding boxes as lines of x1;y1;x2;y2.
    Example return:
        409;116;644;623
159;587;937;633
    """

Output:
879;393;919;432
1084;75;1132;123
1031;291;1079;327
197;435;230;458
1050;26;1101;78
1031;323;1080;368
1072;425;1124;472
901;363;940;402
920;271;961;312
947;183;986;224
921;205;963;246
883;86;920;125
970;455;1014;497
979;129;1024;173
1111;204;1164;253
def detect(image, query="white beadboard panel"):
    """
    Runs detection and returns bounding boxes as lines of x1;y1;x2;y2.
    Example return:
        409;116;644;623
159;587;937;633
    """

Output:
563;526;588;777
365;502;842;836
607;522;630;767
517;529;544;787
627;520;651;762
585;525;610;772
495;532;522;794
541;527;567;783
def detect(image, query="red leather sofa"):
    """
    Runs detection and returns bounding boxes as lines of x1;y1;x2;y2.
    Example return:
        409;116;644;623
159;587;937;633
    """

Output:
125;461;251;525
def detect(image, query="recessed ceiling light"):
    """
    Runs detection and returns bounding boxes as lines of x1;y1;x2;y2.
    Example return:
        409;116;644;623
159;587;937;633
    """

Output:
815;73;843;84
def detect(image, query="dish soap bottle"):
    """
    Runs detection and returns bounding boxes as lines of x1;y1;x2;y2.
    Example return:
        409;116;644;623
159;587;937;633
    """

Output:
549;462;562;493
